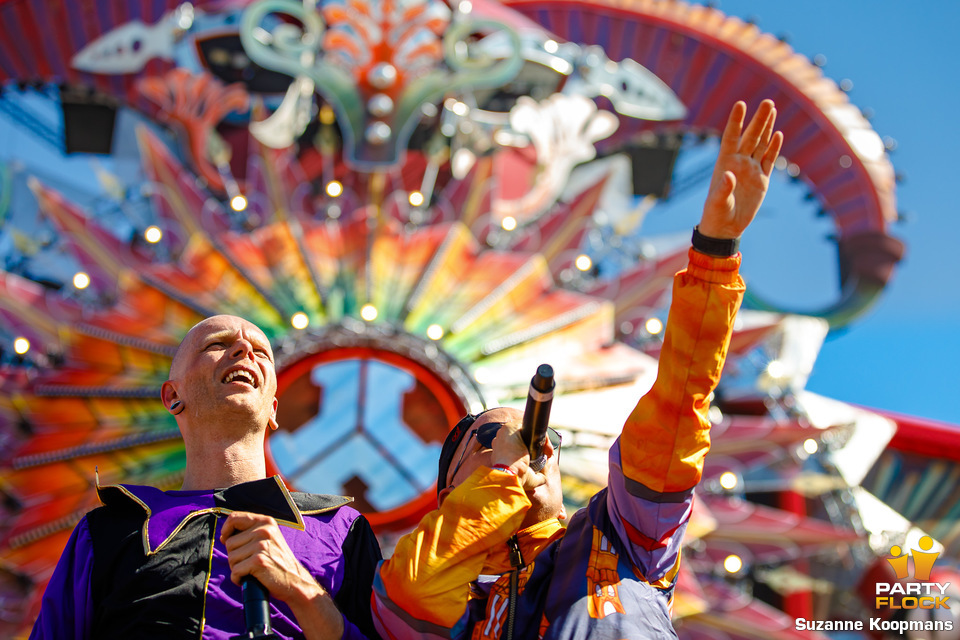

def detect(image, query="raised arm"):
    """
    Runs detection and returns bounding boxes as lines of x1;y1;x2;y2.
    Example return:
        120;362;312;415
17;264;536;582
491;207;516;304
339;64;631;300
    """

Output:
606;100;782;581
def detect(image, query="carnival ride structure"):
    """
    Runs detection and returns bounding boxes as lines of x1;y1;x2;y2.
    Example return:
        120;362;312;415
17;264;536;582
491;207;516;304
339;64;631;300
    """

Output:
0;0;957;638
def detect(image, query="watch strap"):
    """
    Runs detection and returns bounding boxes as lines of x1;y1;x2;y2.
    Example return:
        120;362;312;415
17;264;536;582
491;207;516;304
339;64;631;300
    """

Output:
692;226;740;257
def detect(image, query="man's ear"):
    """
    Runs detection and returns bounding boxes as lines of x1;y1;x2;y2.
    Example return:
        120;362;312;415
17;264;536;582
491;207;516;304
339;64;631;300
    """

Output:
160;381;179;412
558;504;567;521
268;397;279;431
437;486;454;509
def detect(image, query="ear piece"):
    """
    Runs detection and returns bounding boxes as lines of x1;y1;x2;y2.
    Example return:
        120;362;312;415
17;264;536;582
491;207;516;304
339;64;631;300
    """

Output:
437;485;454;509
169;400;184;415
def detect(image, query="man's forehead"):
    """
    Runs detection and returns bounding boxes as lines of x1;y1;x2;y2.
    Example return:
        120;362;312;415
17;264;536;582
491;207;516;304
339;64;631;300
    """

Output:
456;409;521;456
474;407;521;426
185;315;269;346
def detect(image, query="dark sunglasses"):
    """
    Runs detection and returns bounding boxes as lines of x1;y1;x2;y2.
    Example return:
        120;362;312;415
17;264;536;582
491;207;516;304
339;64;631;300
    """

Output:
447;422;562;486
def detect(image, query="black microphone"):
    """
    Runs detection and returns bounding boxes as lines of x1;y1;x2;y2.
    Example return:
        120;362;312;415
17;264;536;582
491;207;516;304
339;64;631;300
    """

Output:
521;364;555;473
231;577;280;639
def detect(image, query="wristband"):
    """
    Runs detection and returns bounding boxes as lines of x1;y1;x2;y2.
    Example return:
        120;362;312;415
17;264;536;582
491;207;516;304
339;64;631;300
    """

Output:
492;464;516;476
692;226;740;257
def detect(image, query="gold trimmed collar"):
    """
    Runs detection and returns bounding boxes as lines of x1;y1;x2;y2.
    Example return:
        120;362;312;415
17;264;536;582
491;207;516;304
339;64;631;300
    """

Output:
95;475;329;555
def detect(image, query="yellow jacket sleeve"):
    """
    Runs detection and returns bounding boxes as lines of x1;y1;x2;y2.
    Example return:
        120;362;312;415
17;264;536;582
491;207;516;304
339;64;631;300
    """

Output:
373;467;530;636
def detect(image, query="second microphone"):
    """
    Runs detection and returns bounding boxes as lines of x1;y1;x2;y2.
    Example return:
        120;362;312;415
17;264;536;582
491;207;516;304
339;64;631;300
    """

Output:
521;364;555;473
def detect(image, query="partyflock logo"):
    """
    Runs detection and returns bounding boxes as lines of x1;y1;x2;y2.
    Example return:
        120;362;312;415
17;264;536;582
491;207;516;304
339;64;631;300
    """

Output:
796;536;953;635
875;536;950;610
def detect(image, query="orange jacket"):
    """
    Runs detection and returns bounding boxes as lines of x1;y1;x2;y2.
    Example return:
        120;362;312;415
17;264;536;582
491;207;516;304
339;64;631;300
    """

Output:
374;250;744;639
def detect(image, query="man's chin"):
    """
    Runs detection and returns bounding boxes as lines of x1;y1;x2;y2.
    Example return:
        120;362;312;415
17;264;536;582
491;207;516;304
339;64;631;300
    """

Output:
212;396;268;423
520;501;561;530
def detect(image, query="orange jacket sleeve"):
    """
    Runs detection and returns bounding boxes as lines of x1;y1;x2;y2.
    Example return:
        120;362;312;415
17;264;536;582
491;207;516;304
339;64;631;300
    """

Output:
373;467;529;637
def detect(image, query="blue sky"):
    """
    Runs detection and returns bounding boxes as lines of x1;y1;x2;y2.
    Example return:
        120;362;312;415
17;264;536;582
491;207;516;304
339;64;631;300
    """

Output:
694;0;960;425
0;0;956;426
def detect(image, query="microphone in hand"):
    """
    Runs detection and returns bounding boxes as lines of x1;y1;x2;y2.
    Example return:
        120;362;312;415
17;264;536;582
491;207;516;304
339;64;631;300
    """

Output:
231;575;279;639
521;364;555;473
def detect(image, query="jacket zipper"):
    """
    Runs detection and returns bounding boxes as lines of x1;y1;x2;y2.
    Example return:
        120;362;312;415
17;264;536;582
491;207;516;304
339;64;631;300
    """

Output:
504;535;524;640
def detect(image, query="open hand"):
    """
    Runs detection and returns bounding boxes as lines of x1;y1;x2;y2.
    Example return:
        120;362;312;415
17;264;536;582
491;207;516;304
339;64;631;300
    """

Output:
699;100;783;239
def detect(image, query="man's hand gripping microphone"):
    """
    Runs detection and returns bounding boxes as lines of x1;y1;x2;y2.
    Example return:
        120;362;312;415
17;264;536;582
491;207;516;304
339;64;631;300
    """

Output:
521;364;555;473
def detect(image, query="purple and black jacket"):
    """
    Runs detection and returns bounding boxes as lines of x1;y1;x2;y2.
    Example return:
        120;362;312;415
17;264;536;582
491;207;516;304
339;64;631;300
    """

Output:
30;476;382;640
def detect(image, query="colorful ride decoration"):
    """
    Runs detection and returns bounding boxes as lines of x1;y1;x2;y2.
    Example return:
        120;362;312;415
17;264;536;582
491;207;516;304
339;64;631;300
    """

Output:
0;1;952;639
498;0;906;328
241;0;524;169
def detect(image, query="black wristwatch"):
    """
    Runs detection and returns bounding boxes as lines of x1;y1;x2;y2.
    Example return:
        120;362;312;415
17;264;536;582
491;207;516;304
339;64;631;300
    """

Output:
692;226;740;257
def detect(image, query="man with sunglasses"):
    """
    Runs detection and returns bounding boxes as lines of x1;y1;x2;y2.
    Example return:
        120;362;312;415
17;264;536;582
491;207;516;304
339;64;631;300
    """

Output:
373;100;783;639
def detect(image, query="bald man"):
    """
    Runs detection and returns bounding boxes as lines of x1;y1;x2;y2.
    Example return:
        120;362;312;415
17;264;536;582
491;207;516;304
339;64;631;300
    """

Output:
31;315;383;640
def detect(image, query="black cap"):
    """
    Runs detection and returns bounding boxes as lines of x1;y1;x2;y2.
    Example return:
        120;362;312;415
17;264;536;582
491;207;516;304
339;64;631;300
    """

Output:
436;411;487;495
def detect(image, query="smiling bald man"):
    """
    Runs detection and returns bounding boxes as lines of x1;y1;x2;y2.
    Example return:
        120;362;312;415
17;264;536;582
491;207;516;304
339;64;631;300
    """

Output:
31;315;383;640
